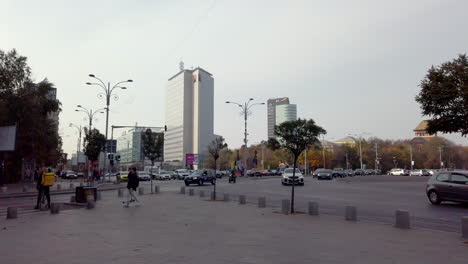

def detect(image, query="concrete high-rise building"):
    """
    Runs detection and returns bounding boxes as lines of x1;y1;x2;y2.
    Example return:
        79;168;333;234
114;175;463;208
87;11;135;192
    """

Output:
275;104;297;126
164;66;214;167
267;97;291;138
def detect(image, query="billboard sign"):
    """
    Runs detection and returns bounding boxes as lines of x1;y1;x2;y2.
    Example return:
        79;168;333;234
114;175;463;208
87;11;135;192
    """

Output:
0;125;17;151
186;154;199;165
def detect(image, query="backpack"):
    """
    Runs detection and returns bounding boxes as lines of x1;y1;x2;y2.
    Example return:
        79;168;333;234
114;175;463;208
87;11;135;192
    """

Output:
41;172;55;187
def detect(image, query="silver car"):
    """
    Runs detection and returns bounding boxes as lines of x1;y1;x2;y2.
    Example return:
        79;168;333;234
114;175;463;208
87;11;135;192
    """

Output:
426;171;468;205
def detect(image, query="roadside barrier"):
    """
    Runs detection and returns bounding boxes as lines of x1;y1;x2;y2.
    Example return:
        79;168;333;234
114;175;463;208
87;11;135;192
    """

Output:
308;202;319;216
395;210;410;229
258;197;266;208
239;195;246;205
189;189;194;196
154;186;160;194
199;190;205;198
180;187;185;194
210;191;216;200
86;195;95;209
6;207;17;219
281;199;290;214
345;206;357;221
50;203;60;214
138;187;144;195
118;189;124;197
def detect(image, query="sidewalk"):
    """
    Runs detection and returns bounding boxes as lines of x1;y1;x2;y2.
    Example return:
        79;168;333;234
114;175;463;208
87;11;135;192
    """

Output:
0;191;467;264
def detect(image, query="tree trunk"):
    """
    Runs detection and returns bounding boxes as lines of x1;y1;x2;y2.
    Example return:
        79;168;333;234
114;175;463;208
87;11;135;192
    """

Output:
213;157;217;200
291;156;298;214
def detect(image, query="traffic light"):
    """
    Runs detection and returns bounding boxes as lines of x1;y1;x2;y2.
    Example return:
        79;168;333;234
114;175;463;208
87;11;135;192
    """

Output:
116;155;121;161
108;154;114;160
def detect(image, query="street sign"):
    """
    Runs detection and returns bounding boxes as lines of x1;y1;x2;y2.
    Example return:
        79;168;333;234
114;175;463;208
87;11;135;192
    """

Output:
0;125;16;151
411;160;414;166
106;140;117;153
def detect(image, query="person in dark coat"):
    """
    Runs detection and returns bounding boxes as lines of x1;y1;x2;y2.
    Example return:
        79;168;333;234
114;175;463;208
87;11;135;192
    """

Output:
124;167;140;207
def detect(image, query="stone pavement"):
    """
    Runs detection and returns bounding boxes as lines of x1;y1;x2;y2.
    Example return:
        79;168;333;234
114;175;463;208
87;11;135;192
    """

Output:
0;190;467;264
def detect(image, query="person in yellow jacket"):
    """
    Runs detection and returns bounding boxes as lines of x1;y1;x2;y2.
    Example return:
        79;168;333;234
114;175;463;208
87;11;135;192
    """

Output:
34;167;55;209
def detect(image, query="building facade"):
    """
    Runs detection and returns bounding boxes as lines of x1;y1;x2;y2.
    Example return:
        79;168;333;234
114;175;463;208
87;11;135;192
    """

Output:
275;104;297;126
267;97;290;138
116;128;164;170
164;67;214;167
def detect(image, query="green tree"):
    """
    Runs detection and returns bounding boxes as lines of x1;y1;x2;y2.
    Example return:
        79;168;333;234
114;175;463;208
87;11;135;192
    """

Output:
83;128;106;164
268;118;326;213
207;136;228;199
142;129;164;193
0;49;62;183
416;54;468;136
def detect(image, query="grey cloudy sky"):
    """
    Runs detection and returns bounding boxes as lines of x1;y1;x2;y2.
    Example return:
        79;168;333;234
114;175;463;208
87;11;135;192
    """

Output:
3;0;467;155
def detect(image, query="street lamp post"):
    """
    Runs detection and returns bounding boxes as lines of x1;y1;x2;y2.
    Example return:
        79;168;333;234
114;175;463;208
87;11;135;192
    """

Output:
86;75;133;182
75;105;105;183
226;99;265;177
69;123;84;171
349;133;370;170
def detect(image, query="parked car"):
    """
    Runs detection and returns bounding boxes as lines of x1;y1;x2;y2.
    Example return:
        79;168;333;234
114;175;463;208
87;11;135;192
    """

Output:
248;169;262;177
184;170;216;186
61;170;78;179
137;171;151;181
426;170;468;205
281;168;304;185
175;169;190;180
364;169;375;175
261;170;273;176
314;169;333;180
157;171;172;180
345;169;354;177
389;168;409;176
332;168;346;178
215;171;225;179
353;169;365;176
77;172;85;178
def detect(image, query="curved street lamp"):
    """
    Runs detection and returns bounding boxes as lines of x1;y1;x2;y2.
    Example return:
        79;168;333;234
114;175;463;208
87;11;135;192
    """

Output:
226;99;265;176
75;105;106;132
86;74;133;181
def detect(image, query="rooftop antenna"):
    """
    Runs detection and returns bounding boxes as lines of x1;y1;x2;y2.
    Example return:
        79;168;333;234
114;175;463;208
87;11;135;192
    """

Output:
179;60;184;71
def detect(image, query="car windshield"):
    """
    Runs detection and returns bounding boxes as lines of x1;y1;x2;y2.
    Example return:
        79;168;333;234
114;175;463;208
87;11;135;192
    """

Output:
284;168;301;174
191;171;204;176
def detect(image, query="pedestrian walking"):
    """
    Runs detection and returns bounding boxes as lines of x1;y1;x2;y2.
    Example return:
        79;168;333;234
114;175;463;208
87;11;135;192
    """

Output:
34;167;55;209
123;167;140;207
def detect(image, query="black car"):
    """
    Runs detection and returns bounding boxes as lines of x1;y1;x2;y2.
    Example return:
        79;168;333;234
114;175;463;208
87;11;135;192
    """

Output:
332;169;346;178
184;170;216;186
354;169;365;176
314;169;333;180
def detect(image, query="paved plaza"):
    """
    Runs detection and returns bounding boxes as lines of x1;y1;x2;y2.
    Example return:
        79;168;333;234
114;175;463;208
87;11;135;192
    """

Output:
1;187;467;264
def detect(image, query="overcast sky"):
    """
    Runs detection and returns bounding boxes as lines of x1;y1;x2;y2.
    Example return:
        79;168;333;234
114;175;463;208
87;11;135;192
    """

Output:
3;0;467;156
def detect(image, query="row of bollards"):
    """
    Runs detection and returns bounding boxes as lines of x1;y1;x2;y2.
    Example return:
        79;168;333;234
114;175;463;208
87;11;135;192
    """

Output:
179;188;468;238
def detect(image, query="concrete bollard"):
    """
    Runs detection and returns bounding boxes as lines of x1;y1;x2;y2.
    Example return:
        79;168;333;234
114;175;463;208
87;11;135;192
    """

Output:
6;207;17;219
258;197;266;208
189;189;195;196
0;186;7;193
395;210;411;229
56;184;61;190
69;183;74;189
461;216;468;238
199;190;205;198
281;199;290;214
86;200;95;209
118;189;124;197
210;191;216;200
223;193;230;202
154;185;160;194
50;203;60;214
70;196;75;203
345;206;357;221
96;191;102;201
22;186;28;192
239;195;246;205
180;187;186;194
138;187;144;195
308;201;319;216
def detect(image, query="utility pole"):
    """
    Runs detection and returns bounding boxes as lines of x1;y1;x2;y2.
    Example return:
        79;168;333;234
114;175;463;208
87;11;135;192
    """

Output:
375;142;378;170
322;136;326;169
439;146;443;169
410;145;413;171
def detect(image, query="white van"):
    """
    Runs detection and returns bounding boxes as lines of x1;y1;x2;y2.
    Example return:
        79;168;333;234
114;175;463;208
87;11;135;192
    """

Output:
389;168;409;176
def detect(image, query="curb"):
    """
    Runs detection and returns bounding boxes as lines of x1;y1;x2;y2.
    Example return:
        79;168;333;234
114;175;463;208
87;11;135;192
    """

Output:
0;184;125;199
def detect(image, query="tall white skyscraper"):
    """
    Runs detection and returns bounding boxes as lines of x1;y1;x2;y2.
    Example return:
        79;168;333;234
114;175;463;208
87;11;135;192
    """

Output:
164;67;214;166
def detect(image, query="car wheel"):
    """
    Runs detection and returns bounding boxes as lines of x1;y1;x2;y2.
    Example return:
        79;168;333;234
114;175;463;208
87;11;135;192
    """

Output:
428;190;441;205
